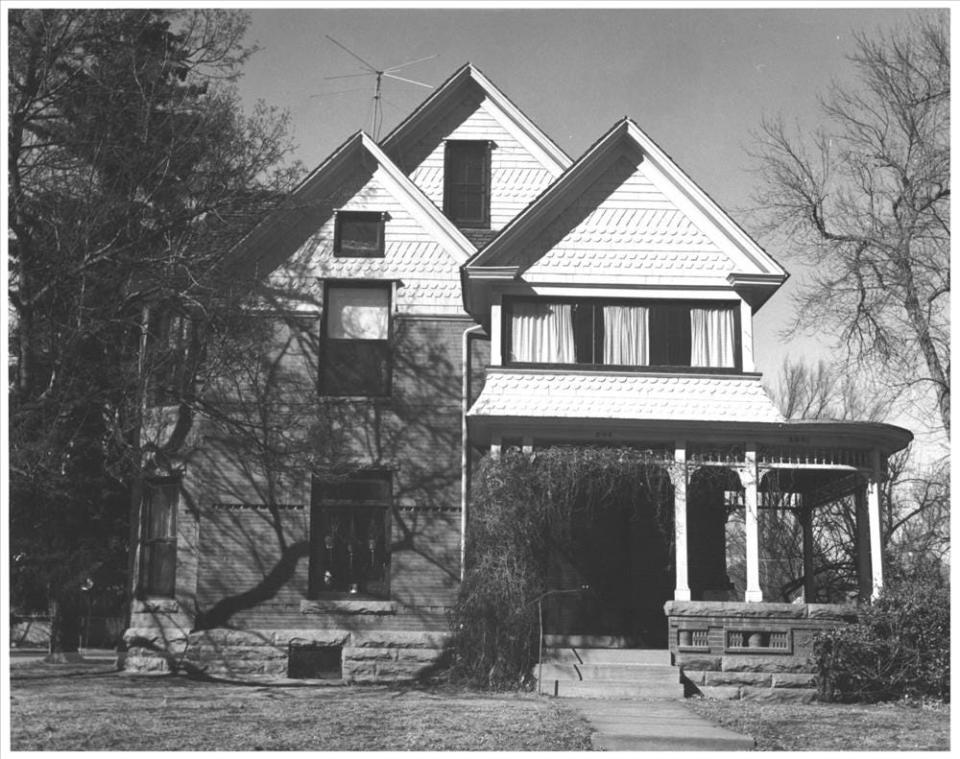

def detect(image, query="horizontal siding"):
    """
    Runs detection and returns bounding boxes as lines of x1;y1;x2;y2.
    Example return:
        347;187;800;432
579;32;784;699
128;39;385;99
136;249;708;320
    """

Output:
406;96;556;231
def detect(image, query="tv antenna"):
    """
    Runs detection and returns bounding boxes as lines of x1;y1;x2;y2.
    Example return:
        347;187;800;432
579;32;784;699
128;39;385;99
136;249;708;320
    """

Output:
318;35;435;139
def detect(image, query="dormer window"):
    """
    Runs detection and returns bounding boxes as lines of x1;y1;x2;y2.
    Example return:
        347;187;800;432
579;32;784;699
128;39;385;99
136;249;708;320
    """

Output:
504;298;740;371
444;140;491;228
334;211;388;258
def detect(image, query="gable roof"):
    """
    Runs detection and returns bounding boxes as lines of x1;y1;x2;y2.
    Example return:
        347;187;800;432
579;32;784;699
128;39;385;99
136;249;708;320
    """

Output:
462;118;788;312
225;130;476;277
380;63;572;178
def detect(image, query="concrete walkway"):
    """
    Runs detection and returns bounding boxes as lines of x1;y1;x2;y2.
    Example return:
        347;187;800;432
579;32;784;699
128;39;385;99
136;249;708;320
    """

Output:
566;698;755;751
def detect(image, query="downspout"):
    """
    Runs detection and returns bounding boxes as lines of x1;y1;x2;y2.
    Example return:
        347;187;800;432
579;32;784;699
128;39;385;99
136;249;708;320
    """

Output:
461;324;487;581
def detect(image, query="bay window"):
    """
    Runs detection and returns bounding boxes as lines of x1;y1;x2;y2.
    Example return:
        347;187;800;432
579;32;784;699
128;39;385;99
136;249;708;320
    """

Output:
504;298;740;370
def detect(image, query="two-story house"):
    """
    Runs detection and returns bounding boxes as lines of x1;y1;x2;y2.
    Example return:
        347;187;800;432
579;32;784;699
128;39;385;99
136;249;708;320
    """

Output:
125;64;911;695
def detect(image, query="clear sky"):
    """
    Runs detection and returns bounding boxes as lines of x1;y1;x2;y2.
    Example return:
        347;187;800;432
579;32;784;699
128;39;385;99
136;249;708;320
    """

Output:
234;4;944;452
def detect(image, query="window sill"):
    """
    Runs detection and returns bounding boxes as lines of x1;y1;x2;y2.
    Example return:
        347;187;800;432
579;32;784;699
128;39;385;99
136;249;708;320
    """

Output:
133;598;180;613
300;599;396;616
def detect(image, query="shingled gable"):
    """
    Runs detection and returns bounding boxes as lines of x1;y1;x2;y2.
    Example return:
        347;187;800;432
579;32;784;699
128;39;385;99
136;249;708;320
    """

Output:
462;118;788;318
380;63;572;179
226;130;475;280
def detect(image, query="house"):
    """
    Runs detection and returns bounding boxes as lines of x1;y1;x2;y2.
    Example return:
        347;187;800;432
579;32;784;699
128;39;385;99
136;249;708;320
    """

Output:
124;64;912;695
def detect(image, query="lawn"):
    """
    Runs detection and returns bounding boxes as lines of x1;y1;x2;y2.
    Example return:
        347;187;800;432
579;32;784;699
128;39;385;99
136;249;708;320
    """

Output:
685;697;950;751
9;660;593;751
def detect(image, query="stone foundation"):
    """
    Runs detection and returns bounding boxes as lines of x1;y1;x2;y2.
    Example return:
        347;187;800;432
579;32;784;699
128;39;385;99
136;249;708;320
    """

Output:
665;600;858;702
123;625;450;682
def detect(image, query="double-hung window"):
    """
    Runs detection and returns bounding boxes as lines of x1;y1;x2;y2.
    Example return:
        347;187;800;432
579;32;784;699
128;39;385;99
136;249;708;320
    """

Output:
334;211;388;258
309;472;391;598
320;283;392;397
505;298;739;370
443;140;491;228
138;479;178;597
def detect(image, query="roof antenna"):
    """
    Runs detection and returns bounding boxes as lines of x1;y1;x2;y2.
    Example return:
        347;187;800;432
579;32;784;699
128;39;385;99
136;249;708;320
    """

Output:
319;35;436;140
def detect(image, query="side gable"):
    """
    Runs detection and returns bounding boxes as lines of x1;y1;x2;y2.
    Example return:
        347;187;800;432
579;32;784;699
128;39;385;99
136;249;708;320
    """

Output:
381;64;572;232
229;132;476;314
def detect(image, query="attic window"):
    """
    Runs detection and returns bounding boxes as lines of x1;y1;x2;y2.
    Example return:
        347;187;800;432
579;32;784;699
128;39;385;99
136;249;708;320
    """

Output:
444;141;491;228
334;211;388;258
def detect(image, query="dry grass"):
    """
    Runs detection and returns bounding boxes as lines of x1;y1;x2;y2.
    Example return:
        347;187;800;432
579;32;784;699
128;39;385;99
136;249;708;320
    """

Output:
9;661;593;751
685;697;950;751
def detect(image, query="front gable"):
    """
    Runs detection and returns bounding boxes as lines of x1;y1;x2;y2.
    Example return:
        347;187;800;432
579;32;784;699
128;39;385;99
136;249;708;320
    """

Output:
231;132;475;315
381;64;571;234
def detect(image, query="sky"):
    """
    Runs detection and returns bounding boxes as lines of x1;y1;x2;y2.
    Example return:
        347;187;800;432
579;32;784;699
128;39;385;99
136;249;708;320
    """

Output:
234;4;947;456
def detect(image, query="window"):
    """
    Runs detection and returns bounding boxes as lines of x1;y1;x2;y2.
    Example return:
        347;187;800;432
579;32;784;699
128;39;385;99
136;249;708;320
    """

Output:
505;298;739;370
320;283;391;397
334;211;387;258
309;472;391;598
139;479;178;597
443;140;491;228
148;307;192;406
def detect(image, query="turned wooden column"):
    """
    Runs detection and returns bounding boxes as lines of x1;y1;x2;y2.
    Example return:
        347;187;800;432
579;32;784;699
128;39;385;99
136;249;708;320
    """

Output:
673;442;691;601
740;444;762;603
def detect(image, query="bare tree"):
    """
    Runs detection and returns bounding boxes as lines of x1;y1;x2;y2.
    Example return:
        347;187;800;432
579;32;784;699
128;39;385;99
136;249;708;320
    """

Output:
751;13;949;436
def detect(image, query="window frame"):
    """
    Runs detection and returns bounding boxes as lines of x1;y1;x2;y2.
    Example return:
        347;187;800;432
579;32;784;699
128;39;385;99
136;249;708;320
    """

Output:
333;210;389;258
443;140;492;229
319;280;393;398
137;478;179;598
308;471;392;600
501;296;743;373
146;305;193;407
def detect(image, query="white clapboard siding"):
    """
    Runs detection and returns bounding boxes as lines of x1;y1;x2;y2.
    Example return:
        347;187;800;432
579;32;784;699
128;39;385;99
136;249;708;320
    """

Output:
406;96;556;230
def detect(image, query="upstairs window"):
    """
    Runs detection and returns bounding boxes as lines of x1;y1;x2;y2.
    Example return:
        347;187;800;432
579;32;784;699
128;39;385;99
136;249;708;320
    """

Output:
334;211;388;258
505;299;739;370
147;307;193;406
444;140;491;228
309;472;391;599
138;479;178;597
320;283;391;397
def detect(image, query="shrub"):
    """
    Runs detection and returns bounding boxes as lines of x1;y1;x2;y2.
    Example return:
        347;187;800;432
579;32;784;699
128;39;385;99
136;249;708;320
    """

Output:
814;577;949;703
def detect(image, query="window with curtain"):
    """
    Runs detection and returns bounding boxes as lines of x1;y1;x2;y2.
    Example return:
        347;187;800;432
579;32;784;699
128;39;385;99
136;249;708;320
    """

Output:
505;299;739;370
321;283;391;396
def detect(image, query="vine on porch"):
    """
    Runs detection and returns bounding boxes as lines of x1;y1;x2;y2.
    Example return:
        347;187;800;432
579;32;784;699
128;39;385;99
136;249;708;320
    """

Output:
448;445;680;689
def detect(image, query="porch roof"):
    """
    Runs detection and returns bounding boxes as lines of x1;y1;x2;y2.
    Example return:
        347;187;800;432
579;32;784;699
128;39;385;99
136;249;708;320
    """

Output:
466;368;912;455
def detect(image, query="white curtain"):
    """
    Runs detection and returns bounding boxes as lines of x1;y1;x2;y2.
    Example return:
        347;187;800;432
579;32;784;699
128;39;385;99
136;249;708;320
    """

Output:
690;307;736;367
602;305;649;365
327;286;389;339
510;303;575;363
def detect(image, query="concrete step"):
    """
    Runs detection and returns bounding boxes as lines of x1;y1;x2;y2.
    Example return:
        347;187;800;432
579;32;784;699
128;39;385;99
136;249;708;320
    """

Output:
537;662;679;683
543;680;684;700
543;634;642;648
542;647;672;665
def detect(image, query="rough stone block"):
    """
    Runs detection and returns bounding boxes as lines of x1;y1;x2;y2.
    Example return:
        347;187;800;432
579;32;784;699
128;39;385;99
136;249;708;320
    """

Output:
721;656;813;673
805;604;857;621
697;685;742;700
705;671;773;687
741;686;816;703
772;673;817;688
343;646;397;662
677;656;721;671
395;647;443;663
272;629;350;647
681;670;706;685
351;631;449;649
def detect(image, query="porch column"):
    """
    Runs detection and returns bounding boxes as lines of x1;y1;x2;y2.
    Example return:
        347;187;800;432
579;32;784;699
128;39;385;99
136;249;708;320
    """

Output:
673;443;691;601
742;444;762;602
854;482;872;601
868;449;884;599
800;495;815;602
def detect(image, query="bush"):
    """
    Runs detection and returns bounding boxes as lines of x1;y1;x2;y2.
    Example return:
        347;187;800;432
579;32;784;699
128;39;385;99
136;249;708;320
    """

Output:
814;577;949;703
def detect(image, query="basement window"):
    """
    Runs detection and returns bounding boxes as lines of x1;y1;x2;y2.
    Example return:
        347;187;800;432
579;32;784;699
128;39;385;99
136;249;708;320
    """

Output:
288;644;343;679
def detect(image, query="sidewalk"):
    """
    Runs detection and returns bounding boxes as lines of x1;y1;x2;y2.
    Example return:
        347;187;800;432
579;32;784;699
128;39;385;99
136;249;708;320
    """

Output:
566;698;756;751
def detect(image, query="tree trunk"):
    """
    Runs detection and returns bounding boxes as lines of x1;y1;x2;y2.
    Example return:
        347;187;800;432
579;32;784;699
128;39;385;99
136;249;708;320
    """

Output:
45;594;83;662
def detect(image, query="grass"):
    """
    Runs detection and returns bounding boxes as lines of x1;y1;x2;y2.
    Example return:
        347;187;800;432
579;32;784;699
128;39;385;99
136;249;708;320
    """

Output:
9;660;593;751
685;697;950;751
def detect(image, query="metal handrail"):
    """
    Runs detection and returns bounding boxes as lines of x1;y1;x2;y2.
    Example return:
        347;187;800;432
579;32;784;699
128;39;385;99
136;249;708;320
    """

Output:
528;585;591;695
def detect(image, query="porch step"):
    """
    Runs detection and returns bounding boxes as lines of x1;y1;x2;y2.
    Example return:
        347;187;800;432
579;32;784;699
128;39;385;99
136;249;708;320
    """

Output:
543;634;643;649
536;647;682;700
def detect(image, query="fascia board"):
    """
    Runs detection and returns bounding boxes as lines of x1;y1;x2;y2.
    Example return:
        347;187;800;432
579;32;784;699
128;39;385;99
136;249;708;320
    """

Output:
359;134;476;262
624;121;787;279
381;64;571;177
468;67;571;175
